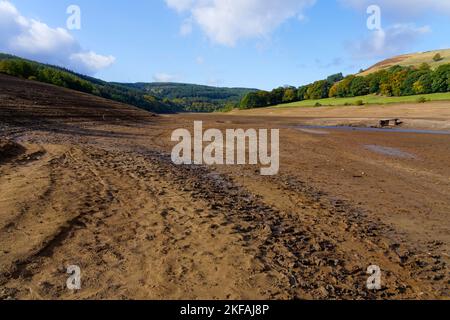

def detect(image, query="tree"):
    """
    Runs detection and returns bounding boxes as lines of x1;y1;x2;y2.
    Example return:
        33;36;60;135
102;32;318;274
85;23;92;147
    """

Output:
350;76;369;96
328;82;339;98
413;73;433;94
419;62;431;71
380;83;392;96
433;53;443;62
0;59;23;76
282;88;297;103
306;80;330;100
326;73;344;84
413;81;424;94
366;70;387;94
432;64;450;92
388;68;409;96
401;69;426;96
297;85;308;101
268;87;285;105
240;91;269;109
325;73;345;99
332;75;355;97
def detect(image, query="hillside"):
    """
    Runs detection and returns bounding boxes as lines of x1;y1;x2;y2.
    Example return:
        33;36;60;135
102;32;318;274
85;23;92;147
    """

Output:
0;73;156;128
117;82;257;112
274;92;450;109
359;49;450;76
0;53;256;113
238;50;450;110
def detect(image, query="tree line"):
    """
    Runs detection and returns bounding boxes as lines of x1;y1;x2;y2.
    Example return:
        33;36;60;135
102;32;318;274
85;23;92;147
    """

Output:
118;82;256;112
0;54;253;113
239;63;450;109
0;57;182;113
0;58;95;94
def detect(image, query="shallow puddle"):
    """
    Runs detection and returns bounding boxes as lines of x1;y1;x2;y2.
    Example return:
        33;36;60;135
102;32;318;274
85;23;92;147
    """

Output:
364;145;416;159
297;128;330;135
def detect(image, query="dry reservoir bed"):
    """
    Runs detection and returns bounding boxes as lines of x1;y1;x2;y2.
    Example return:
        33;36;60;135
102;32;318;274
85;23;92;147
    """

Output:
0;75;448;299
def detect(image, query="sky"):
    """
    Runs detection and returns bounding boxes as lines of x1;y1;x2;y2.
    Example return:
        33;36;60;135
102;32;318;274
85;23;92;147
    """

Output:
1;0;450;90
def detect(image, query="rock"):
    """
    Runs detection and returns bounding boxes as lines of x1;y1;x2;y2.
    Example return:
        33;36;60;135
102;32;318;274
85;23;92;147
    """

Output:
289;276;297;287
433;274;444;281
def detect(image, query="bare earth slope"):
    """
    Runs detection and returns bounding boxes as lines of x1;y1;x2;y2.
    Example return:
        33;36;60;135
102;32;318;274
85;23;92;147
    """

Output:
0;75;448;299
0;74;156;127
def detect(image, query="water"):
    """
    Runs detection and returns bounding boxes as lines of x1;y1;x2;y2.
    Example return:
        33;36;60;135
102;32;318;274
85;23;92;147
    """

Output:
364;145;416;159
297;128;330;135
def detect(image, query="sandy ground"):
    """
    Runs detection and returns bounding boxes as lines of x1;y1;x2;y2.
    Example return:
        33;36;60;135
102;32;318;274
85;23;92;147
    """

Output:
0;75;449;300
229;103;450;130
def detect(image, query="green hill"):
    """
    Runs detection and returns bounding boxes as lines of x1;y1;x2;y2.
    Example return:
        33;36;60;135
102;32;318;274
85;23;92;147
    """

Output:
275;92;450;108
0;53;179;113
238;49;450;110
0;53;256;113
116;82;257;112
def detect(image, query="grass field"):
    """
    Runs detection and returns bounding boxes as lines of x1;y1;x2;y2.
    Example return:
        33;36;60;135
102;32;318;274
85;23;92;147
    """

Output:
275;92;450;108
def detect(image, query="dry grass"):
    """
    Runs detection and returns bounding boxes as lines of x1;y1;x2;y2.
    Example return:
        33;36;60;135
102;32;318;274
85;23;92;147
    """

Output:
359;49;450;76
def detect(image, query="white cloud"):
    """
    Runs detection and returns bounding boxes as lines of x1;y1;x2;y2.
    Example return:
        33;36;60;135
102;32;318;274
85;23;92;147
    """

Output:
153;72;180;82
165;0;316;46
70;51;116;75
350;24;431;59
0;1;27;40
11;20;78;57
340;0;450;17
340;1;440;60
0;0;115;75
166;0;195;12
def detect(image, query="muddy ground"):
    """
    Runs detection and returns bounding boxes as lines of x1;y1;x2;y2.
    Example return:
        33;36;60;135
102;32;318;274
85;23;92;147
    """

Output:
0;74;448;299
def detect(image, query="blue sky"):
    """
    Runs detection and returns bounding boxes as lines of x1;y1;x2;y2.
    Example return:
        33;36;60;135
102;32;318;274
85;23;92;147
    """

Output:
1;0;450;89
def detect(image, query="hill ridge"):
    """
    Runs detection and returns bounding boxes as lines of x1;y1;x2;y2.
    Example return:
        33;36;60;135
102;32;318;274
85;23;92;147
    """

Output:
359;48;450;76
0;53;256;113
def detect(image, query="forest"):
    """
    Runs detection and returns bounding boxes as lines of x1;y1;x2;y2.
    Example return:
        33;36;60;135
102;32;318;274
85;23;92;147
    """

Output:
0;53;253;113
117;82;256;112
240;63;450;109
0;54;181;113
